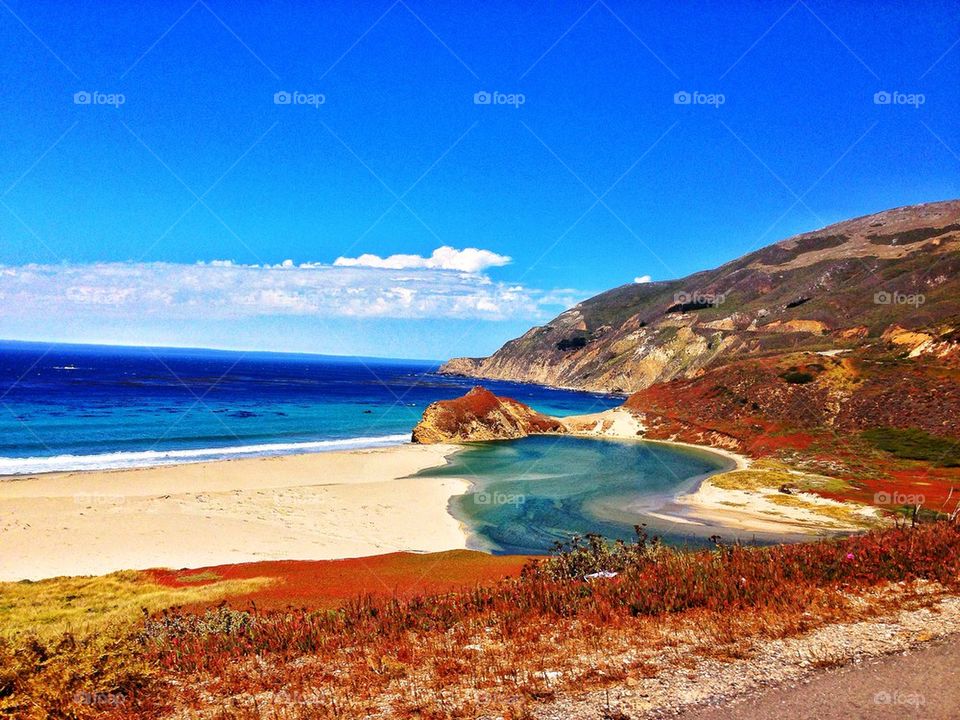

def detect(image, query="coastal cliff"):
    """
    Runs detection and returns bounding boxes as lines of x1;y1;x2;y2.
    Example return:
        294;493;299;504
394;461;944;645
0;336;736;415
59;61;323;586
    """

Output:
411;386;566;444
440;200;960;394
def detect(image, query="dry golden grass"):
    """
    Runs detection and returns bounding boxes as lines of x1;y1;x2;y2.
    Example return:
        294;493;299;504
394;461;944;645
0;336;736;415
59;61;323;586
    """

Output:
710;459;849;494
0;572;272;719
706;460;880;528
0;570;271;642
766;493;872;525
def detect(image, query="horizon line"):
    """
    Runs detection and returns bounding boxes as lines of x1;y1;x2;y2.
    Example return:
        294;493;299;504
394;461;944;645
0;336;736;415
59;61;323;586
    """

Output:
0;337;445;365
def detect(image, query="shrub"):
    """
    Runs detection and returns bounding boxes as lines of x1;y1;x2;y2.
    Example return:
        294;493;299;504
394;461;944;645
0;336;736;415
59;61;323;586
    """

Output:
556;336;588;352
862;427;960;467
781;370;814;384
9;522;960;718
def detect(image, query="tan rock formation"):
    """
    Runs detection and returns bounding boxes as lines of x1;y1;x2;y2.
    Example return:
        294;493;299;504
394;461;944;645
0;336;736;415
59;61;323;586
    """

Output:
411;387;566;444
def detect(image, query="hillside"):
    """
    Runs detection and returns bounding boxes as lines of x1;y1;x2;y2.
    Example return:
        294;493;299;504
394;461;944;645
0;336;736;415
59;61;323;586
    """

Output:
622;347;960;507
441;200;960;393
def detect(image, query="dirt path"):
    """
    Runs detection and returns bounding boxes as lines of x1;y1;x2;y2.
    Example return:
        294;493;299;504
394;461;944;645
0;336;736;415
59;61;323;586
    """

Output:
674;636;960;719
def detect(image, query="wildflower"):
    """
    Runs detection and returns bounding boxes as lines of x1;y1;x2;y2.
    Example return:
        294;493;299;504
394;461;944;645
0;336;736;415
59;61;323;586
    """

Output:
846;553;855;561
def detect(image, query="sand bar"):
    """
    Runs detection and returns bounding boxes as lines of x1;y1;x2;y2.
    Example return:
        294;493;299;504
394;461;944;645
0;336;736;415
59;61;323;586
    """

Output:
0;444;468;581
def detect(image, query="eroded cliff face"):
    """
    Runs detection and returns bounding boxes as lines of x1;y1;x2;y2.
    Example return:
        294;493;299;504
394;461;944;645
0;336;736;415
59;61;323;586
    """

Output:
411;386;566;444
440;200;960;393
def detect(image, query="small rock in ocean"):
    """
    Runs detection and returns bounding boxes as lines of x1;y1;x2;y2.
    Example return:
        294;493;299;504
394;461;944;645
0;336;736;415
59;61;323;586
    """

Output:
228;410;258;419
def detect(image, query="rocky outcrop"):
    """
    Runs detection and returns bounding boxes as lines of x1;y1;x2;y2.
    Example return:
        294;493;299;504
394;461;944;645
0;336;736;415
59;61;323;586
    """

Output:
440;200;960;393
411;387;566;444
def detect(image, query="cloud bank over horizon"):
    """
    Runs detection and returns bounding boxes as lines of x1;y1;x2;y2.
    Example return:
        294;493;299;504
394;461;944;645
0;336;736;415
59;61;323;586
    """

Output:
0;248;584;326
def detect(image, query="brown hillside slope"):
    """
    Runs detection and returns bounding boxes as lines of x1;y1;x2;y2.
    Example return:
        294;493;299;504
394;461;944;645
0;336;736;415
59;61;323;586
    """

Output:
441;200;960;393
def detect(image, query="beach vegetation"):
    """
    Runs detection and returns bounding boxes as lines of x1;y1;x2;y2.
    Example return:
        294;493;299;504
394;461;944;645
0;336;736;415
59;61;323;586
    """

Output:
708;461;850;495
5;521;960;718
0;570;270;642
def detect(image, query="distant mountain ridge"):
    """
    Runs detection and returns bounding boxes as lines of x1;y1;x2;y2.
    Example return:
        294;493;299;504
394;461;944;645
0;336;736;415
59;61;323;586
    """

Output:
441;200;960;393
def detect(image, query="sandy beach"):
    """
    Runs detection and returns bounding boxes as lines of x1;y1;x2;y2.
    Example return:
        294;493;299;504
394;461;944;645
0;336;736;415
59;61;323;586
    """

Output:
0;425;868;582
0;444;469;581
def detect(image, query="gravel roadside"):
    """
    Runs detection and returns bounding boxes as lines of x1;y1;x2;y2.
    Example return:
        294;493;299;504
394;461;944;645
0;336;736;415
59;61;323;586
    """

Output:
535;589;960;719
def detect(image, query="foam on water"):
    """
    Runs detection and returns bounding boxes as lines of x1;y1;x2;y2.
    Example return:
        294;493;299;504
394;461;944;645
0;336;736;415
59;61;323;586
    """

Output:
0;434;412;475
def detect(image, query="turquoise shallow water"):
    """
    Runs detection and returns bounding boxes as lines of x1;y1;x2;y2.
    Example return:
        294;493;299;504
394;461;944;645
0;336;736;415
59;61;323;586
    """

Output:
415;435;737;554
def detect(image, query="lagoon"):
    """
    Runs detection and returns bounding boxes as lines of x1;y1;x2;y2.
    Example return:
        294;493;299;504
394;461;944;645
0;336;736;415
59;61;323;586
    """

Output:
416;435;736;554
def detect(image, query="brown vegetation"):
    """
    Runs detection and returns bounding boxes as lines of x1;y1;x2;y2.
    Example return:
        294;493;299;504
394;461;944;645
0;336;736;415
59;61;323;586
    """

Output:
5;521;960;719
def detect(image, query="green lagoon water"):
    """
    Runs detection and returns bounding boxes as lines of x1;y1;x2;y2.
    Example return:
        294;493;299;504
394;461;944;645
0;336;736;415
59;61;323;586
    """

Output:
416;435;735;554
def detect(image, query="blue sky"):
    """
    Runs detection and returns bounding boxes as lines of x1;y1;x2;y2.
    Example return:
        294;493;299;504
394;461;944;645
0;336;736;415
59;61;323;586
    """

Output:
1;0;958;359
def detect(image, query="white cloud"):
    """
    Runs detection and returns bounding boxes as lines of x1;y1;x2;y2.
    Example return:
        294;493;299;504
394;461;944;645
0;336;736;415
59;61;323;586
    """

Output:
334;245;511;273
634;275;652;284
0;255;579;324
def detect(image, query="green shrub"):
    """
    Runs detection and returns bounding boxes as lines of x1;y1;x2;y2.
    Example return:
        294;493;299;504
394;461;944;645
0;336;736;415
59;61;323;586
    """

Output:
862;427;960;467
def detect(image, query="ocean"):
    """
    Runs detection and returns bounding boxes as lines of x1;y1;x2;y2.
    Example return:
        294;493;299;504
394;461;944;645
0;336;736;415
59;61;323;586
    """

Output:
0;341;622;475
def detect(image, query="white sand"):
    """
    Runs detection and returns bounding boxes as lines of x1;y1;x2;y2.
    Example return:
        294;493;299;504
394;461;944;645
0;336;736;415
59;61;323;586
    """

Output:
561;407;647;439
0;444;468;581
674;478;882;535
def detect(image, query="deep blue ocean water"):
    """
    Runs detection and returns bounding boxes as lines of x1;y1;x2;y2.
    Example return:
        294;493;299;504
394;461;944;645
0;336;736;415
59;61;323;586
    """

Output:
0;341;622;474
